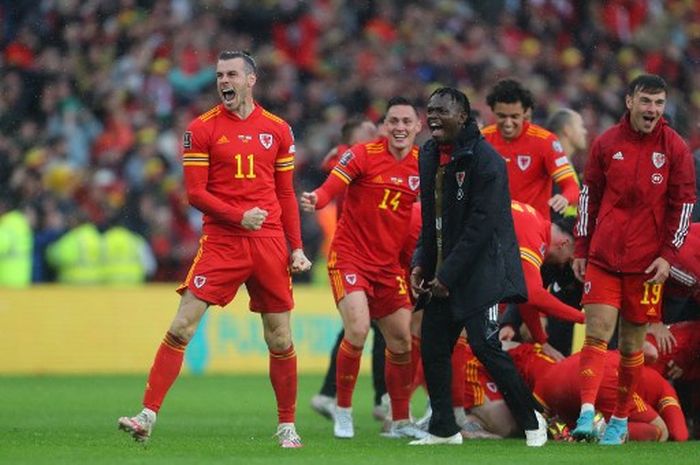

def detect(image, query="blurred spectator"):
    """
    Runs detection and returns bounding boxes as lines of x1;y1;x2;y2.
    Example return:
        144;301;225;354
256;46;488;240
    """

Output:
0;191;32;288
3;0;700;282
103;220;155;285
46;210;103;285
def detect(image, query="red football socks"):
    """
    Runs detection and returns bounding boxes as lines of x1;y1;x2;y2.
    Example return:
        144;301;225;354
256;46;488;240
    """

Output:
143;332;187;413
269;344;298;424
613;351;644;419
579;336;608;405
385;349;412;421
336;339;363;408
410;334;424;393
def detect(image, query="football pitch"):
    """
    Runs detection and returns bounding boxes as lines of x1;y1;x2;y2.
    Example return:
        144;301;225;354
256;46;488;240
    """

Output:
2;374;698;465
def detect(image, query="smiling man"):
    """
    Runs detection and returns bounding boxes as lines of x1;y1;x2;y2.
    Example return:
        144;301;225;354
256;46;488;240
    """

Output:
301;97;426;441
483;79;579;221
572;74;696;445
118;51;312;448
409;87;546;446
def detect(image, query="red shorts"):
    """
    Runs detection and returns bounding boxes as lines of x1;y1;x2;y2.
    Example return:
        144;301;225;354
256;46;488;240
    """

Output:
463;356;503;409
581;262;663;324
177;235;292;312
327;251;411;319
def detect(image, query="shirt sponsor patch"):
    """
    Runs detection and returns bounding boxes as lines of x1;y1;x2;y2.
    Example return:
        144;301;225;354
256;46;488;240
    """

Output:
554;156;569;167
552;140;564;153
183;131;192;149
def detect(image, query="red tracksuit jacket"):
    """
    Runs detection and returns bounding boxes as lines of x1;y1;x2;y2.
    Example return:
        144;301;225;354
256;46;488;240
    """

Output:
575;114;696;273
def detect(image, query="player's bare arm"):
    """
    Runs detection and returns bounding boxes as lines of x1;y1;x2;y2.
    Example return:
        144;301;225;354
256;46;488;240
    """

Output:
241;207;268;231
299;192;317;212
290;248;312;273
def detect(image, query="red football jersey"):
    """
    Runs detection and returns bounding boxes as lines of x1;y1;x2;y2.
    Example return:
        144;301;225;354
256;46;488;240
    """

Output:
483;122;579;220
182;104;301;248
314;137;420;269
507;343;558;390
511;201;584;342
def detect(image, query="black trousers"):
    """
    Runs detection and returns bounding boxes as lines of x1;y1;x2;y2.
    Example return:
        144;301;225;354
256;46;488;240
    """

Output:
421;298;541;437
319;322;387;406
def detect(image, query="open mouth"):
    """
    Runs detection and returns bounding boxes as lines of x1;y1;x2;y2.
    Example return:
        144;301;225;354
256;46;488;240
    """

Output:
221;88;236;102
642;115;656;124
428;122;443;135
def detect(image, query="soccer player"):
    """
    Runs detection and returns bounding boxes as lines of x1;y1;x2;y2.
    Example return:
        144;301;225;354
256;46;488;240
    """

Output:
535;351;687;442
483;79;579;220
118;51;312;448
572;74;696;445
462;342;557;439
301;97;426;440
504;201;585;360
311;117;393;422
645;321;700;382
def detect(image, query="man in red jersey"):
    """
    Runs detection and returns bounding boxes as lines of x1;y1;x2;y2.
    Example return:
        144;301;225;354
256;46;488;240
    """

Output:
461;342;557;439
503;201;585;360
301;97;426;440
310;116;387;421
571;74;696;445
483;79;580;221
118;51;312;448
535;351;688;442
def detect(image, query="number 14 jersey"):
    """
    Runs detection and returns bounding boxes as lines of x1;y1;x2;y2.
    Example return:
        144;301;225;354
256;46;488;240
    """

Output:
315;137;420;270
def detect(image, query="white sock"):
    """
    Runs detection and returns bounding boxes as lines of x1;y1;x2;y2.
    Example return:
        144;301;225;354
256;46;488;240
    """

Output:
580;403;594;415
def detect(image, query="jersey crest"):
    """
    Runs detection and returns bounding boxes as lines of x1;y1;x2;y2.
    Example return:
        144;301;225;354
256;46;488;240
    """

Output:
259;133;273;150
194;275;206;288
345;273;357;285
652;151;666;169
409;175;420;191
455;171;465;187
517;155;531;171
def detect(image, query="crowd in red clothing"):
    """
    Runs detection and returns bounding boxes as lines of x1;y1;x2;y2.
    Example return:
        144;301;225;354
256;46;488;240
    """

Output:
3;0;700;281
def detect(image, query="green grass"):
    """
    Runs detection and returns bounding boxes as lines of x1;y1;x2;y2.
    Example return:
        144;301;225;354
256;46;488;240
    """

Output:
1;374;699;465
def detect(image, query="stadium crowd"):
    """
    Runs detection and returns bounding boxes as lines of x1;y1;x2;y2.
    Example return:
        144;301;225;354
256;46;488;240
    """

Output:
2;0;700;283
